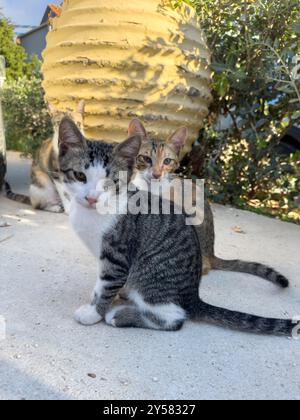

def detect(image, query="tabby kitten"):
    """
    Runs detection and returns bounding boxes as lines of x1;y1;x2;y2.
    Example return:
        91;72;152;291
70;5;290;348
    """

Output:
129;119;289;288
57;117;293;336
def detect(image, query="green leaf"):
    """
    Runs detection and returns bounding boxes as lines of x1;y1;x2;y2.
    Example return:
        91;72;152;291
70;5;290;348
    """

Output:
213;73;230;98
276;85;294;94
291;19;300;33
289;98;299;104
210;63;230;73
256;119;268;129
291;111;300;120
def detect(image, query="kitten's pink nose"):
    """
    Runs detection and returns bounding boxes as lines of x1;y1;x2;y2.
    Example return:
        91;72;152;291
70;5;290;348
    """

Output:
152;172;162;179
86;196;98;206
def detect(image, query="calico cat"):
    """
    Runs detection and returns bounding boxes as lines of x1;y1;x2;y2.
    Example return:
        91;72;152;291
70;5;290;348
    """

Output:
129;119;289;288
4;138;64;211
57;116;293;336
4;102;85;213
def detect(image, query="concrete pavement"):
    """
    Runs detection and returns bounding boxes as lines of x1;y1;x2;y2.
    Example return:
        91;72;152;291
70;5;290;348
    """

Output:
0;151;299;400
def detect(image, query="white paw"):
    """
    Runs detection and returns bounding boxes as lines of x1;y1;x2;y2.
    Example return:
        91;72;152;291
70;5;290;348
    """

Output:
74;304;102;326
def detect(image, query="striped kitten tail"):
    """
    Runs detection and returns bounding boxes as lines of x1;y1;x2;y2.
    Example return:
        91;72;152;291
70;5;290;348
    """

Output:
211;256;289;288
193;300;294;337
4;182;31;205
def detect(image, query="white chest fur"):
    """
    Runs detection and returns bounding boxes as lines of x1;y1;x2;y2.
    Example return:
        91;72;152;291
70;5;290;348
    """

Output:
69;200;117;259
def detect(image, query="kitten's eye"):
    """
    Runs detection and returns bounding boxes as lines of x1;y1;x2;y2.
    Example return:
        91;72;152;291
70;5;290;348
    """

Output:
74;171;87;183
164;158;173;166
138;155;152;165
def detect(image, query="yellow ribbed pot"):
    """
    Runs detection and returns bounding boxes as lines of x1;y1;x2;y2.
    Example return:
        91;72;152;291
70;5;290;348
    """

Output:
42;0;212;151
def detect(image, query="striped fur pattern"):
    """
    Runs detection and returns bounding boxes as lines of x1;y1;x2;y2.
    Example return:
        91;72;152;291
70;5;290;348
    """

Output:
4;181;31;205
58;117;293;336
0;152;6;190
129;119;289;289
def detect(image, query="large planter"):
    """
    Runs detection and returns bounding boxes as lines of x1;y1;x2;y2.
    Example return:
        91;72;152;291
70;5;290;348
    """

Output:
42;0;212;151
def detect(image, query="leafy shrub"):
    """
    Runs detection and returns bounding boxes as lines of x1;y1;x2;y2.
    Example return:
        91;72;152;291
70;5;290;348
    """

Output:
0;15;52;156
0;17;40;82
177;0;300;223
0;72;53;157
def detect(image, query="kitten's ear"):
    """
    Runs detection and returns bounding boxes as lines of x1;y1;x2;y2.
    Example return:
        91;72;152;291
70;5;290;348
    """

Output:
77;99;85;116
58;117;85;156
128;119;147;138
48;104;61;125
167;127;188;155
47;103;57;115
114;135;142;166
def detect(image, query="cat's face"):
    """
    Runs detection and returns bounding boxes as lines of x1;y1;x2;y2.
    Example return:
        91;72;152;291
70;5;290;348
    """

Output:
128;119;188;183
136;140;179;182
58;118;113;209
58;118;142;208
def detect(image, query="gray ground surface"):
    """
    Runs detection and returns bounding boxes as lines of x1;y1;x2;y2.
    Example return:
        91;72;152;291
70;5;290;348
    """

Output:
0;151;299;400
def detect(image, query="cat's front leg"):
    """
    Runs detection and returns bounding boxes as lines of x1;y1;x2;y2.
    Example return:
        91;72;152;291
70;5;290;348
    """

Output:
74;278;111;326
75;258;128;326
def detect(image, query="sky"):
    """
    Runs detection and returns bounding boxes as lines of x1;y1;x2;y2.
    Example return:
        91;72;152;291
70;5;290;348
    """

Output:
1;0;55;27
